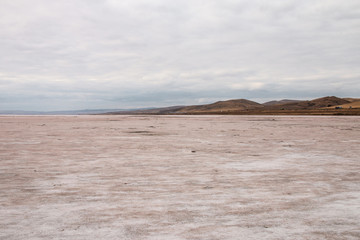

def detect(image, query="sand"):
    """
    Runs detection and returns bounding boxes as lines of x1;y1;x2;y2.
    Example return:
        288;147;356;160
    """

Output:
0;115;359;239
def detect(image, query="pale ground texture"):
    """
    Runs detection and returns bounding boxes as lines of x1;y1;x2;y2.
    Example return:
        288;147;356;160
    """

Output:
0;115;359;240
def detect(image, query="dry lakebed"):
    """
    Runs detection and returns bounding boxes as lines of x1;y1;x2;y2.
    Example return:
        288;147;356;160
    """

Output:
0;115;359;239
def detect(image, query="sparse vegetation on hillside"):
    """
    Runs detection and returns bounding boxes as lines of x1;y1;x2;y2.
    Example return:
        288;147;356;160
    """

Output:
106;96;360;115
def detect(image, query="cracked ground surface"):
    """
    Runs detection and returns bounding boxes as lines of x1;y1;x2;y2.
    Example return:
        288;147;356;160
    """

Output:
0;115;359;239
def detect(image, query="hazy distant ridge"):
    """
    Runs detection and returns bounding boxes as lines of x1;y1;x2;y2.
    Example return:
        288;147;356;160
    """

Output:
0;108;150;115
107;96;360;115
2;96;359;115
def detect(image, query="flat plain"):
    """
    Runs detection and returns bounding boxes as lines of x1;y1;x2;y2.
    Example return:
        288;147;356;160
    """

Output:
0;115;359;239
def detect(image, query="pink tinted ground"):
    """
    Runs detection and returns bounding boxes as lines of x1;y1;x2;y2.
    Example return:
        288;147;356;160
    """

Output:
0;115;359;239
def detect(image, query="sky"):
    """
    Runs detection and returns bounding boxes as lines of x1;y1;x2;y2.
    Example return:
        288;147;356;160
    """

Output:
0;0;359;111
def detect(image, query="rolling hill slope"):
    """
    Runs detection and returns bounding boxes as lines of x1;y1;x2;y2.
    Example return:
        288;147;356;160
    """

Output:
175;99;263;114
106;96;360;115
265;96;350;110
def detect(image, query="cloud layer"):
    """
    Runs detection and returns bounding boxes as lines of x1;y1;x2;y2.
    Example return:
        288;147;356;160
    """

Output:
1;0;359;110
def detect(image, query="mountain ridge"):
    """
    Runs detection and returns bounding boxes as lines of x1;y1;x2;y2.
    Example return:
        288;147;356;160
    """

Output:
1;96;359;115
106;96;360;115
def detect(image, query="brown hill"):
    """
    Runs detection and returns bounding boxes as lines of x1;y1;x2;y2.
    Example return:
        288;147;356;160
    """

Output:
105;96;360;115
325;100;360;109
175;99;263;113
265;96;350;110
263;99;301;106
107;106;185;115
343;98;360;103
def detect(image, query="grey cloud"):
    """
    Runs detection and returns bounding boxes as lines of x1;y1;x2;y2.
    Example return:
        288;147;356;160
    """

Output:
0;0;359;110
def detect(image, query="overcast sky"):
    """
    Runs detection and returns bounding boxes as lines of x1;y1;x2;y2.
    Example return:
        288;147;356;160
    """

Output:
0;0;359;111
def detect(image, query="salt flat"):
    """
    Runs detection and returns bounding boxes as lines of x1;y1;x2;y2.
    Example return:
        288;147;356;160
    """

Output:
0;115;359;239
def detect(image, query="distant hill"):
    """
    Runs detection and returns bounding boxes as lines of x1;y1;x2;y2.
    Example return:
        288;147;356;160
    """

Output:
106;96;359;115
265;96;350;110
263;99;301;106
107;99;263;115
303;96;350;108
3;96;358;115
105;106;185;115
176;99;263;114
325;98;360;109
343;98;360;103
268;97;349;110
